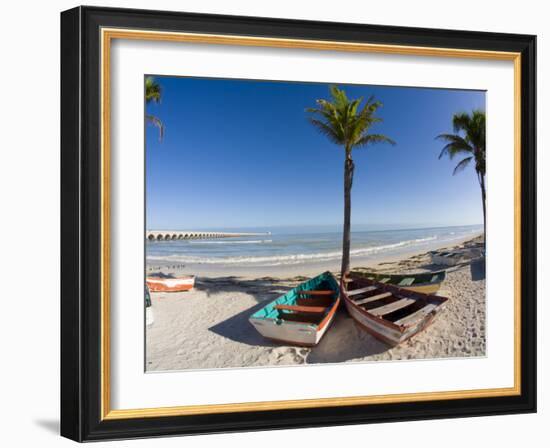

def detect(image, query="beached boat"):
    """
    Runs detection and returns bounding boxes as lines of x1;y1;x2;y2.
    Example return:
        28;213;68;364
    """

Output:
146;275;195;292
342;273;448;345
430;246;484;266
249;271;340;346
350;270;446;294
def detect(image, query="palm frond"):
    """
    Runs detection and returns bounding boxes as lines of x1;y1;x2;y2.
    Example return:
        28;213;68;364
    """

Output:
436;134;473;159
145;76;162;104
437;110;485;178
453;156;473;175
309;118;343;145
306;86;394;154
355;133;396;147
146;114;164;141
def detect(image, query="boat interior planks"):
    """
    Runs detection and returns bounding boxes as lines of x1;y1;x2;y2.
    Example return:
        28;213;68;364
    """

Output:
394;303;437;327
341;273;448;345
368;297;416;317
347;285;378;297
274;304;328;314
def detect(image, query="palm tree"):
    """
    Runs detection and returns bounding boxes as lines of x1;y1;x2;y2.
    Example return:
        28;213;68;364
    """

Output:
307;86;395;278
145;76;164;141
436;110;486;245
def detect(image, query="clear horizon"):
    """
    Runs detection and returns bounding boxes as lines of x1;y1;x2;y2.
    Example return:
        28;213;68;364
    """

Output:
146;77;485;230
146;223;483;233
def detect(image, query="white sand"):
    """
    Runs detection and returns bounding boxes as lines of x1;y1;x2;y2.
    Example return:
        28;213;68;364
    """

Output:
146;238;486;371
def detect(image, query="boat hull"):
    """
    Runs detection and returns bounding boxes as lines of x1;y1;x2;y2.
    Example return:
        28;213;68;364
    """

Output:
146;276;195;292
249;311;336;347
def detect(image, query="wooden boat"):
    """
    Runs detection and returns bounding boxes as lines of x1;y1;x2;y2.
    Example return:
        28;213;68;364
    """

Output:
342;273;448;346
249;271;340;346
350;270;446;294
146;275;195;292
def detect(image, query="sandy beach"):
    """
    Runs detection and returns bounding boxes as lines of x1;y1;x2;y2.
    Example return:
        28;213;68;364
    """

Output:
145;235;485;371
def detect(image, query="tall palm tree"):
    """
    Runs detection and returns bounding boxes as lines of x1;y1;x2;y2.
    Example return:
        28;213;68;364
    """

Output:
436;110;486;245
145;76;164;141
307;86;395;278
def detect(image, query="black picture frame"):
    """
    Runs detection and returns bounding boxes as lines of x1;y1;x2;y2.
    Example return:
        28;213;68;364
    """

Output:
61;5;536;442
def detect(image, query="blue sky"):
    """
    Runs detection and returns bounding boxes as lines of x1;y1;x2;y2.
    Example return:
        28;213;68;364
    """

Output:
145;76;485;230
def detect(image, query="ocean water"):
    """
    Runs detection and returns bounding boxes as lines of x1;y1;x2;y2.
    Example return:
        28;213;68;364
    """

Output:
146;225;482;270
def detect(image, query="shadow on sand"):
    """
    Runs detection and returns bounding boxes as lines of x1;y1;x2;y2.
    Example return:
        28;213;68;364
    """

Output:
204;276;303;347
307;311;390;363
208;300;279;348
194;276;300;303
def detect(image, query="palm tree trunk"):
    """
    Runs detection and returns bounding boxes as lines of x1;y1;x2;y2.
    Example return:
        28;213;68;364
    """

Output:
479;173;487;248
341;151;354;280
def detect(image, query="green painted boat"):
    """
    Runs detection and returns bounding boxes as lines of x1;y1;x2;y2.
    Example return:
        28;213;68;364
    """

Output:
249;271;340;346
350;270;446;294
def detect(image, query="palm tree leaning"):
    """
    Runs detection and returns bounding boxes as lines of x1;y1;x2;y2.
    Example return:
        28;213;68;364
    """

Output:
436;110;486;246
145;76;165;141
307;86;395;279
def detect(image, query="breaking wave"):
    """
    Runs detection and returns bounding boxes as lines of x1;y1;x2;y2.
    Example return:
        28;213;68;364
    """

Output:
147;235;438;267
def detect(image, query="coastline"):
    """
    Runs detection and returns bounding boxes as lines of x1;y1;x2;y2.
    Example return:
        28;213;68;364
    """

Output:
146;235;486;371
146;232;483;279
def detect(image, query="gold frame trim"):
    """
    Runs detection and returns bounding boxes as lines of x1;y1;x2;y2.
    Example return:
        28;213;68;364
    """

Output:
100;28;522;420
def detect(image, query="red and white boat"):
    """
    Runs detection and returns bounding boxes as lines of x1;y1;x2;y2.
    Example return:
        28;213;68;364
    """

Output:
146;275;195;292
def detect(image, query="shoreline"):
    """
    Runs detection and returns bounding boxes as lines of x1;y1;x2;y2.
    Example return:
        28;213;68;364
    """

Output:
146;232;483;279
146;235;486;371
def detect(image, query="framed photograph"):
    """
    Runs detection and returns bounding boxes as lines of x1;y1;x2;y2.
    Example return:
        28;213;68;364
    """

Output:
60;6;536;442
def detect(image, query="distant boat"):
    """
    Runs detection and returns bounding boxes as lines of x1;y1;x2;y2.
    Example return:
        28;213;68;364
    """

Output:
249;271;340;346
145;284;154;326
350;270;446;294
146;275;195;292
430;247;484;266
341;273;448;346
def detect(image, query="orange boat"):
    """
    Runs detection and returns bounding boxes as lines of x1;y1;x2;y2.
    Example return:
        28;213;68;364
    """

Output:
146;275;195;292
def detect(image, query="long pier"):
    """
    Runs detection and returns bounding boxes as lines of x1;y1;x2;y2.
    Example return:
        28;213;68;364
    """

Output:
146;230;271;241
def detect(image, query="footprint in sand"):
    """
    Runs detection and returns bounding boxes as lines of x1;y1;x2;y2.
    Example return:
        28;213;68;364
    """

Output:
268;347;307;365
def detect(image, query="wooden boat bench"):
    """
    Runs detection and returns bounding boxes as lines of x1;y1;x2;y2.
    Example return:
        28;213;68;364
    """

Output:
296;296;334;307
275;304;328;314
297;290;335;296
353;292;392;306
394;303;437;327
347;285;378;297
368;297;416;316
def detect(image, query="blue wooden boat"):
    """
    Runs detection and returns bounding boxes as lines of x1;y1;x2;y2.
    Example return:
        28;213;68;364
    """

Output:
249;271;340;346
